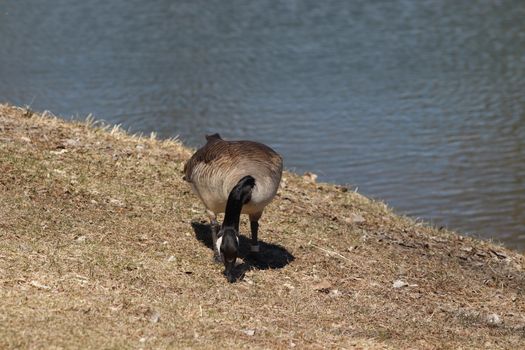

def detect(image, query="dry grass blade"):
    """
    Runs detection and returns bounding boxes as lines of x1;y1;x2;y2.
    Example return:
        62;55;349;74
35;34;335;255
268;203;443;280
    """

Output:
310;243;360;267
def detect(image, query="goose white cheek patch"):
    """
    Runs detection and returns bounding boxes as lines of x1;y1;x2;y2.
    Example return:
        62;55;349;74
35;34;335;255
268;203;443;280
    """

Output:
216;236;223;254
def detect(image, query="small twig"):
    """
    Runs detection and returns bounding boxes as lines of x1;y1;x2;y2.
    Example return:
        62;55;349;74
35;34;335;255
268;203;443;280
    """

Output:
310;243;359;267
489;249;508;260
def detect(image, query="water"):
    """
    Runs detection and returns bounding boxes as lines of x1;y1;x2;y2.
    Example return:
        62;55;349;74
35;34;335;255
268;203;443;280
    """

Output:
1;1;524;250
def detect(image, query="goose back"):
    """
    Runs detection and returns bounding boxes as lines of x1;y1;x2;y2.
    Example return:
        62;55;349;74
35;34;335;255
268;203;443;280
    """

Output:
184;135;282;216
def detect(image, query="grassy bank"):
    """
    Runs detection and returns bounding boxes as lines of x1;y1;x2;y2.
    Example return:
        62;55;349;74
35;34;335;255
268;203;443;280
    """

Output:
0;104;524;349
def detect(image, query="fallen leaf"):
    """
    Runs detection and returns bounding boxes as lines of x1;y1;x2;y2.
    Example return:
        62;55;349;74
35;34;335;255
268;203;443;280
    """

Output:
313;280;332;292
345;213;366;224
302;172;318;183
242;329;255;336
283;283;295;290
109;198;125;207
30;280;51;290
393;280;408;289
149;311;161;323
486;313;502;326
63;139;80;147
75;235;87;243
330;289;342;297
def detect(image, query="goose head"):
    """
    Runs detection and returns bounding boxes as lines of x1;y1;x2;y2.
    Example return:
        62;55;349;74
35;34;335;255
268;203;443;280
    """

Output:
216;226;239;283
215;175;255;282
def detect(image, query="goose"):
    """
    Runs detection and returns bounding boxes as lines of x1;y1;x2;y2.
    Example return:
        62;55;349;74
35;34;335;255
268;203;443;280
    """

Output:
183;133;283;282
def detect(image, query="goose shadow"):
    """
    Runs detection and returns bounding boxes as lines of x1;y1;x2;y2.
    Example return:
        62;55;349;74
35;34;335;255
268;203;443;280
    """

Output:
191;221;295;272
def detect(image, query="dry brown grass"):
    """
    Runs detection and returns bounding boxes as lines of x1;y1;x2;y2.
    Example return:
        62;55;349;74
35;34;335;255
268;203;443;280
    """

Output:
0;104;524;349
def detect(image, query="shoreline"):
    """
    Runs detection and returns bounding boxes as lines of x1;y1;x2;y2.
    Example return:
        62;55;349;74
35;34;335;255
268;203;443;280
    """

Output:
1;104;524;348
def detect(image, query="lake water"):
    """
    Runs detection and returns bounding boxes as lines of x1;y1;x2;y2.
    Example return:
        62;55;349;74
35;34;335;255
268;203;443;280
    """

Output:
1;1;524;250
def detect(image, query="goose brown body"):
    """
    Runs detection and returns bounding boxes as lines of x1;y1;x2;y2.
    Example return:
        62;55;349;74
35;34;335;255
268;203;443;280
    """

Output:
184;134;282;281
184;134;283;220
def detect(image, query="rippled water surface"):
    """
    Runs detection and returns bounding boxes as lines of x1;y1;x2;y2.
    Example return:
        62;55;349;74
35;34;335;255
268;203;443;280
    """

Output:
1;1;524;250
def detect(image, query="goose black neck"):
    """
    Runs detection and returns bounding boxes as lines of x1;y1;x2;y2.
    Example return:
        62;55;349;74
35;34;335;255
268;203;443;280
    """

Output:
222;175;256;230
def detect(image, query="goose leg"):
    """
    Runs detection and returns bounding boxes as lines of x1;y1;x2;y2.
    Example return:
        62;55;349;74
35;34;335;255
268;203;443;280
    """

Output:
250;221;259;253
211;221;221;263
249;212;262;256
208;210;221;263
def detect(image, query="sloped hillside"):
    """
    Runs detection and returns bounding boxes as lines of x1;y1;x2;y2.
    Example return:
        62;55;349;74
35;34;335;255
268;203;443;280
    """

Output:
0;104;524;349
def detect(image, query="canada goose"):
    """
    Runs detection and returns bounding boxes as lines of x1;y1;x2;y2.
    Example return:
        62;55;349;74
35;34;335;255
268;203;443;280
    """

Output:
184;133;283;282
